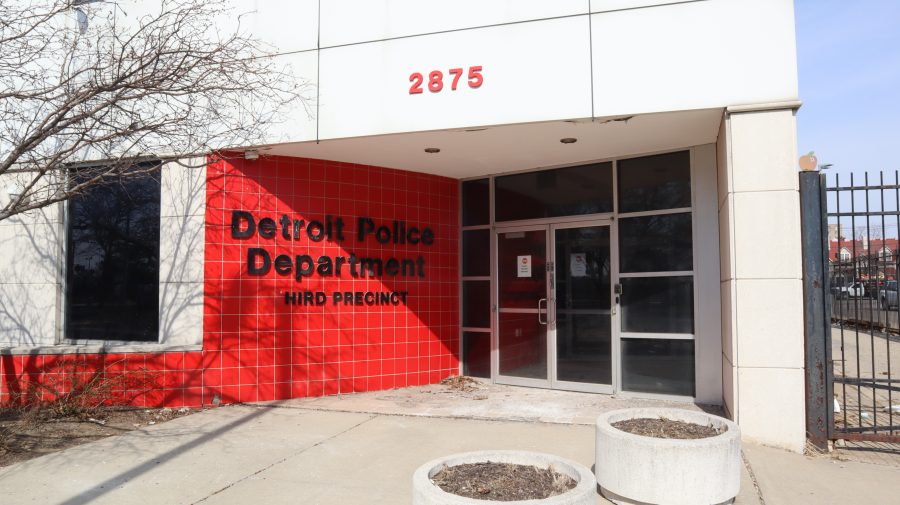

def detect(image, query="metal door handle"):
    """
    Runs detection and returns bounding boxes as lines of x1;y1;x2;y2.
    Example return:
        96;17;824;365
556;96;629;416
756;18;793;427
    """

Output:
538;298;547;325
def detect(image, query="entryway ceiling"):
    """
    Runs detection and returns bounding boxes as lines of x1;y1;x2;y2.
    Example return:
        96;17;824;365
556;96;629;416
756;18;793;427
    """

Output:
261;108;724;179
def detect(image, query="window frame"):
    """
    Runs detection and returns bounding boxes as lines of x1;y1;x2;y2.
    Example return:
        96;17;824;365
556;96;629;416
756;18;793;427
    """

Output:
60;162;163;346
459;147;700;399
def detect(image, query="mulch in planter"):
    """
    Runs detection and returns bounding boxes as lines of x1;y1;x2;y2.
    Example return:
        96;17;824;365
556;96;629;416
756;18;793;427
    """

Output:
431;462;576;501
612;417;725;439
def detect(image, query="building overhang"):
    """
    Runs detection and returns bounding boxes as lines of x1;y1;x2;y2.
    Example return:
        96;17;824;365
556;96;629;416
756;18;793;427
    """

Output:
258;108;724;180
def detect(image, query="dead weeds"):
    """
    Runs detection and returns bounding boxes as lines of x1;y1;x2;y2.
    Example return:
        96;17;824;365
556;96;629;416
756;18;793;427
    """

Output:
432;462;576;501
439;375;482;393
612;417;724;439
0;405;196;467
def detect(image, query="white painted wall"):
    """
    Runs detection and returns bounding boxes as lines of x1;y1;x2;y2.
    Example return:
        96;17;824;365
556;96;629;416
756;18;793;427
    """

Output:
57;1;800;150
590;0;798;117
0;173;62;347
318;16;593;138
158;158;207;347
319;0;585;47
717;107;806;453
692;144;724;405
238;0;799;144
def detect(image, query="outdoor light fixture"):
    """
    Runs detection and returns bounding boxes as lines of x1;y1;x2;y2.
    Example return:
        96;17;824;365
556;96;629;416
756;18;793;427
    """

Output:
560;138;577;144
244;150;260;160
424;147;440;153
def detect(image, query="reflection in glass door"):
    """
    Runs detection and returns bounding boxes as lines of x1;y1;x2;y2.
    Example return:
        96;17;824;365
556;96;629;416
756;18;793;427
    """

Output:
552;223;613;392
496;228;549;384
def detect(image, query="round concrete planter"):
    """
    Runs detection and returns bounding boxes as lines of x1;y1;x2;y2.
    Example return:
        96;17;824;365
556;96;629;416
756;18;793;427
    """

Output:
412;450;597;505
595;408;741;505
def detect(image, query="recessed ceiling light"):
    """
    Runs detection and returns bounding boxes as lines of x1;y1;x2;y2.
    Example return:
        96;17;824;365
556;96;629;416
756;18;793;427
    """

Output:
424;147;441;153
560;138;577;144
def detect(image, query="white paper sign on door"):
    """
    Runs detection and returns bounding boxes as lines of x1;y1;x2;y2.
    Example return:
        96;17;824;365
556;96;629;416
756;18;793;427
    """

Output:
570;253;587;277
517;255;532;278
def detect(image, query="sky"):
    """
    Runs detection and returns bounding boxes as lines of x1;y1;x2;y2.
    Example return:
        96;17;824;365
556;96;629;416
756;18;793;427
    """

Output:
795;0;900;178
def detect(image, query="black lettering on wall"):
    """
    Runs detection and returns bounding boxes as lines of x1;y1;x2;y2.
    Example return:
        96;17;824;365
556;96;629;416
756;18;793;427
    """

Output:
360;257;383;277
375;226;391;244
274;255;292;275
295;255;315;280
357;217;374;241
248;248;271;275
258;217;277;239
317;256;333;275
307;220;325;241
231;210;255;239
421;228;434;245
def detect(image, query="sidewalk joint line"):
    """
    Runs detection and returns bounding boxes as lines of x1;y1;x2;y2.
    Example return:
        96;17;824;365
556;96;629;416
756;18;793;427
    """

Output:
191;415;377;504
742;450;767;505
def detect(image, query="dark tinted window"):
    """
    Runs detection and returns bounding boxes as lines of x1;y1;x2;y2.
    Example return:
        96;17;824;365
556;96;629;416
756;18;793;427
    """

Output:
621;276;694;334
463;332;491;378
462;280;490;328
622;339;695;396
619;213;693;273
618;151;691;213
495;162;613;221
65;165;161;341
462;178;490;226
462;229;490;277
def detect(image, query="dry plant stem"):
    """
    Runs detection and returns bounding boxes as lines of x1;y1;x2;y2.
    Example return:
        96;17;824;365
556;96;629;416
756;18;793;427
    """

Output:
1;357;162;419
431;462;576;501
611;417;725;440
440;375;481;393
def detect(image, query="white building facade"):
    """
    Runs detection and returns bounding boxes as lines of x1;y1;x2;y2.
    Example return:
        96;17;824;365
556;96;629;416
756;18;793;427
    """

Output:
0;0;806;452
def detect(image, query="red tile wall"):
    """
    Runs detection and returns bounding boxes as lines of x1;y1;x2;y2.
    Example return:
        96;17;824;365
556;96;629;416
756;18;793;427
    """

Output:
0;154;460;408
202;154;460;404
0;352;206;408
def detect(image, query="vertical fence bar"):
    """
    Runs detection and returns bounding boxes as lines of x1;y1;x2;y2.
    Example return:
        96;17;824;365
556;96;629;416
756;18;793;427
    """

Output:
864;173;875;433
851;173;863;430
801;171;831;448
837;173;848;432
822;173;835;441
892;170;898;435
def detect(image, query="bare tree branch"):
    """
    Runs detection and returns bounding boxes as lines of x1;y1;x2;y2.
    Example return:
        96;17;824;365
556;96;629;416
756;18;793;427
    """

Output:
0;0;313;221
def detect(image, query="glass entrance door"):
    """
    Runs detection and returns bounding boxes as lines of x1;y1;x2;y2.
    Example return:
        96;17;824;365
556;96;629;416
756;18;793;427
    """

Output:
496;227;550;386
551;222;614;393
494;221;615;391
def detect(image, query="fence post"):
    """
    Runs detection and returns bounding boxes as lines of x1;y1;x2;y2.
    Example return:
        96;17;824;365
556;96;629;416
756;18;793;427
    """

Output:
800;171;833;450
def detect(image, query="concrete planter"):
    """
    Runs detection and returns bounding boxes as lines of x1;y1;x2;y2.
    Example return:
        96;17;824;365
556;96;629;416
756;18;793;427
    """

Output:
595;408;741;505
413;450;596;505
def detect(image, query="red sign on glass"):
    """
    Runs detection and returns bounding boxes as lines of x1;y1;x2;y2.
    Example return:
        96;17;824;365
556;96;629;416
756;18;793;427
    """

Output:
409;66;483;94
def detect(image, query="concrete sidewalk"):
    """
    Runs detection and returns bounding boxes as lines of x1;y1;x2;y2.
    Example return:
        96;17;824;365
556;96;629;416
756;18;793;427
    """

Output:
0;386;898;504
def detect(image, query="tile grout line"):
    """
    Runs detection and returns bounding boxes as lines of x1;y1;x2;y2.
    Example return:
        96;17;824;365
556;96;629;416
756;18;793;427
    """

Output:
191;414;377;504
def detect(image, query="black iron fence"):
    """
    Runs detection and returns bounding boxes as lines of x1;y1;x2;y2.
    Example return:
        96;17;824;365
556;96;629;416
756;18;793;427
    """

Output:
823;172;900;443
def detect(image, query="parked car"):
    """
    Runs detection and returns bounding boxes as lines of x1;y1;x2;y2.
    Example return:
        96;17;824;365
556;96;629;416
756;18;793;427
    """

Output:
835;282;866;299
879;280;898;309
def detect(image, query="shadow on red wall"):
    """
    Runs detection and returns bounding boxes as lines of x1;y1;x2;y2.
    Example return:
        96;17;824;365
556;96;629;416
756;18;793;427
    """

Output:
200;154;460;405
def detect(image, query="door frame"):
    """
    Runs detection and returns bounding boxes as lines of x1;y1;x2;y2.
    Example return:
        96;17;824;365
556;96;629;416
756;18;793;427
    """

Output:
492;219;619;393
549;219;618;394
492;223;552;389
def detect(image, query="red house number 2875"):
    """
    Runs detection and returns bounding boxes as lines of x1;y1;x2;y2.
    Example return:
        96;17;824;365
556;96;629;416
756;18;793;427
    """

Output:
409;66;483;94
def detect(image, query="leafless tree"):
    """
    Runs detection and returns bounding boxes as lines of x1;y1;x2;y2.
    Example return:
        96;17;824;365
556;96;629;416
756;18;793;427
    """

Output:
0;0;312;221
